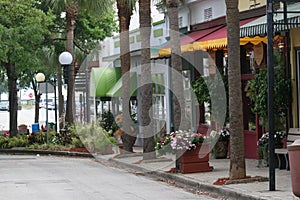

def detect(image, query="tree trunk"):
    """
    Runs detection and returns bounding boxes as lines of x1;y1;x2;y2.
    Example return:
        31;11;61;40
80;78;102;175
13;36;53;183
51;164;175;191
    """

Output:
140;0;155;160
225;0;246;179
117;0;136;153
65;5;77;126
6;63;18;137
57;62;64;129
166;0;189;132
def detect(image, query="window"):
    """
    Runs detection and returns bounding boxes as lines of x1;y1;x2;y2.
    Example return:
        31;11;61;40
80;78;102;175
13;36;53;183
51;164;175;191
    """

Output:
204;7;212;21
114;40;120;48
179;16;183;28
136;34;141;42
130;36;135;44
153;28;163;38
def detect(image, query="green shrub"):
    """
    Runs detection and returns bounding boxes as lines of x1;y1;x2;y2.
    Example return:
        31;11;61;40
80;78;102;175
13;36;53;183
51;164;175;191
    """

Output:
70;123;116;153
100;111;119;135
8;134;29;148
0;135;9;149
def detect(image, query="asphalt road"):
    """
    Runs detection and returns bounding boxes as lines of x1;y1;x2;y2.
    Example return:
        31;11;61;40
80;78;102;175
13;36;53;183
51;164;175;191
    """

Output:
0;155;218;200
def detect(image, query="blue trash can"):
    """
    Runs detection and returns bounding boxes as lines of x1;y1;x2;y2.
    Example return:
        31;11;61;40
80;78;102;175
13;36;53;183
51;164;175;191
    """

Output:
32;123;39;133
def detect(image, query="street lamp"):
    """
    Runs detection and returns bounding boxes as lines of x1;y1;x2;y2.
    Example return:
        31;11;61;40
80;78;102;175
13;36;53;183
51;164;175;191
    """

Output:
59;51;73;127
59;51;73;84
35;72;49;143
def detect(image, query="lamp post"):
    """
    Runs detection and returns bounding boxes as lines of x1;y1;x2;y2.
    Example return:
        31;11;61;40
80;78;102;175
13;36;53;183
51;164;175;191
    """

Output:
59;51;73;126
35;72;49;143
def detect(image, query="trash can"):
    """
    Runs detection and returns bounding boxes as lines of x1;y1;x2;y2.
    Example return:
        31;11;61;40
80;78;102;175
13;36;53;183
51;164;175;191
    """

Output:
32;123;39;133
288;139;300;197
48;122;56;131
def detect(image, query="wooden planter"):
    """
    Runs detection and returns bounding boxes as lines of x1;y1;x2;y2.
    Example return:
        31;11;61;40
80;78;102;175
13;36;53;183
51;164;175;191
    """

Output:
213;140;229;159
178;143;213;174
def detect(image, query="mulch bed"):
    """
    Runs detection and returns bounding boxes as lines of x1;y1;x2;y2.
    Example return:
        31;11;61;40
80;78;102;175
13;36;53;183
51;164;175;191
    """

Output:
69;148;90;153
213;176;269;185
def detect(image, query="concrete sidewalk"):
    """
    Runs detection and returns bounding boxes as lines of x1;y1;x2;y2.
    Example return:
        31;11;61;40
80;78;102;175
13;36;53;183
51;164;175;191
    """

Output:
96;146;298;200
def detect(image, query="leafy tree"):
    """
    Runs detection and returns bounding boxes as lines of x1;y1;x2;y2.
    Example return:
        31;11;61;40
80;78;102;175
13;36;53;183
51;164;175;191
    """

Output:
246;66;291;131
0;0;54;136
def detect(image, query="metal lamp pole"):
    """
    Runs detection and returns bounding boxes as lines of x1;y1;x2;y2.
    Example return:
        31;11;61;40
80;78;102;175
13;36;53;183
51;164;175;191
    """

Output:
45;81;49;143
35;73;48;143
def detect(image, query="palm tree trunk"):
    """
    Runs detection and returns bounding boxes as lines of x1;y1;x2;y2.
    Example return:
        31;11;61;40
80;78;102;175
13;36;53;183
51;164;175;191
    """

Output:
166;0;189;132
140;0;155;160
117;0;136;153
65;5;77;126
225;0;246;179
57;62;64;129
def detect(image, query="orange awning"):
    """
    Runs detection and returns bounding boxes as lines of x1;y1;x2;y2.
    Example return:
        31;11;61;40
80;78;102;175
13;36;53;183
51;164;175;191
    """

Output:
194;17;261;50
158;25;224;57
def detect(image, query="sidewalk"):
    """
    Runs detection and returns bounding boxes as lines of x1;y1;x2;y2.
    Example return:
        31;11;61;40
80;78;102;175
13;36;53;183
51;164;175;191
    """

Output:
96;146;298;200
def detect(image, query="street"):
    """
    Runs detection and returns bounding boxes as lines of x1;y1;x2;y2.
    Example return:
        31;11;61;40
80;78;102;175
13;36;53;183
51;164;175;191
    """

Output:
0;155;217;200
0;107;57;131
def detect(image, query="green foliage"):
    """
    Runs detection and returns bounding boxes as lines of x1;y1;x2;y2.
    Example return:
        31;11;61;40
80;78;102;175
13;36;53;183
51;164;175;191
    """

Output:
0;134;28;149
0;135;9;148
75;8;117;52
245;66;291;129
192;73;228;124
8;134;29;148
100;111;119;135
69;123;116;153
0;0;54;72
71;137;84;148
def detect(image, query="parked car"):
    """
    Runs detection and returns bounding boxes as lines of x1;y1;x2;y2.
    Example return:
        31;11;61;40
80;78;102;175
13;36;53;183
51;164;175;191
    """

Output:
0;102;9;111
47;102;57;110
39;98;54;108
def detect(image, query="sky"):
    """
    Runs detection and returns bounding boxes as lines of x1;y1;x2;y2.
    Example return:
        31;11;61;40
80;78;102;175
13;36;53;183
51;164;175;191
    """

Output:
129;1;165;30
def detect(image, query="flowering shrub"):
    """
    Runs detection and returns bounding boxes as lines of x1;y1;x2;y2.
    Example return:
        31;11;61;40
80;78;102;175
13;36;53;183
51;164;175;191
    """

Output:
210;128;230;142
257;131;286;148
155;130;208;154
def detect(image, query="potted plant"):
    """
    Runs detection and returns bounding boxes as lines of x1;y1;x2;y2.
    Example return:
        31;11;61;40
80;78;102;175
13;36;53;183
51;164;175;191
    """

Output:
257;131;286;167
156;130;213;173
210;128;230;159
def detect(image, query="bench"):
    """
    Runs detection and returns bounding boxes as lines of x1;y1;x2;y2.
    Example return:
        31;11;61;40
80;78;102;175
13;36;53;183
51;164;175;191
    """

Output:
275;128;300;170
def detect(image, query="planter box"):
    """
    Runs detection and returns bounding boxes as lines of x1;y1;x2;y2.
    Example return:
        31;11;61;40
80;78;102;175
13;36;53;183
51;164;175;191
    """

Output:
178;143;213;174
213;140;229;159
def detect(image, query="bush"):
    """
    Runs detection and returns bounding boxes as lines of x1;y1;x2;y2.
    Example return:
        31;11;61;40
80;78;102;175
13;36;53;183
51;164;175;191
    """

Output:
69;123;116;153
100;111;119;136
0;135;9;149
7;134;29;148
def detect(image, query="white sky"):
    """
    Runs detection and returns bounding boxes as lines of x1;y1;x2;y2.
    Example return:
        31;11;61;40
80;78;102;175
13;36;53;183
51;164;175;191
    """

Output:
129;1;164;30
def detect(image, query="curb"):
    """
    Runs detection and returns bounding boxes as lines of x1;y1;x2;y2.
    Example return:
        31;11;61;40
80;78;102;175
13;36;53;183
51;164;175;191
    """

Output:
0;149;95;158
107;158;267;200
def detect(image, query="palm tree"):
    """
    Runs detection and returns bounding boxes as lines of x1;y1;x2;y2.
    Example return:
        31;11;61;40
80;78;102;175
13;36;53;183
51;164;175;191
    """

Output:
225;0;246;179
139;0;155;159
117;0;137;153
166;0;189;131
43;0;113;126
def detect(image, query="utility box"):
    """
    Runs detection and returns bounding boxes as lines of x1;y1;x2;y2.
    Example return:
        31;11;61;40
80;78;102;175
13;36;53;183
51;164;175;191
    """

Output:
288;139;300;198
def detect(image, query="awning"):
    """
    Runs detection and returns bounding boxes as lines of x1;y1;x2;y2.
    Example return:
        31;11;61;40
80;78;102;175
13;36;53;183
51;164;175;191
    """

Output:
90;67;121;98
194;17;259;50
240;3;300;37
107;72;137;97
158;25;224;57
